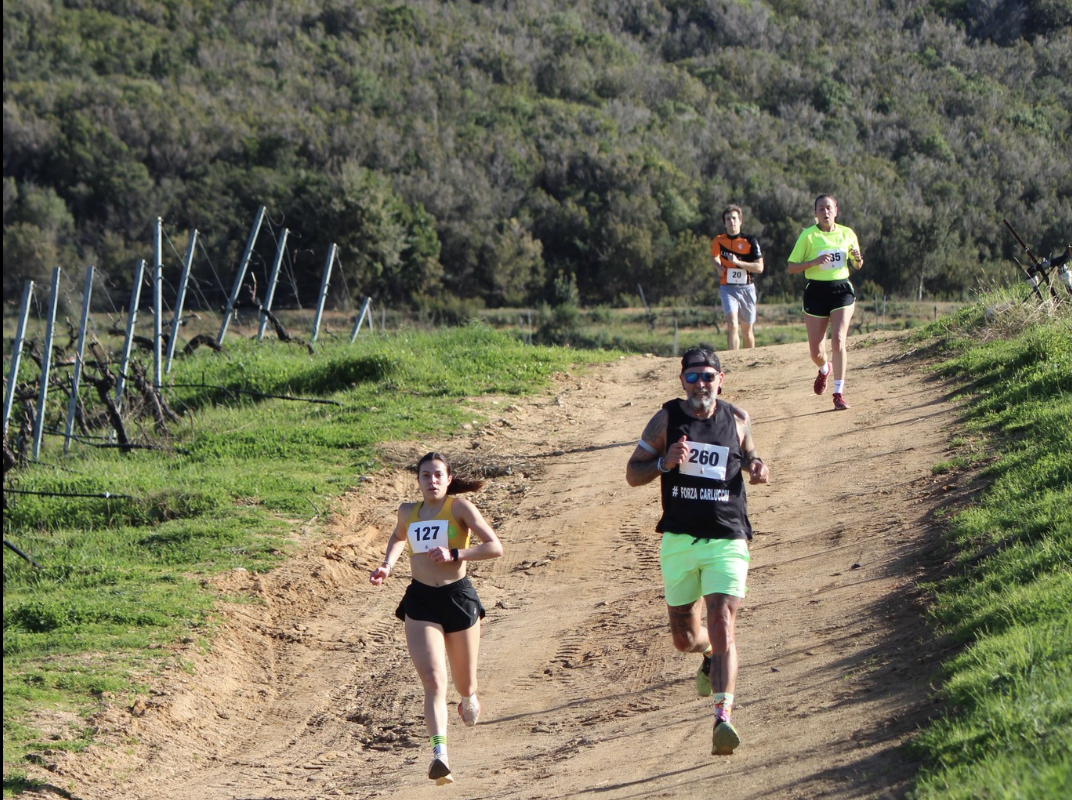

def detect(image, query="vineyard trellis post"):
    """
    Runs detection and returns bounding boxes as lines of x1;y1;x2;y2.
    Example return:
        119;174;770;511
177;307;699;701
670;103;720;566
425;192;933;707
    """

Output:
153;219;164;389
310;243;338;344
63;265;95;454
31;267;62;459
217;205;267;346
349;296;374;342
2;280;35;438
165;229;198;374
257;227;290;342
116;259;146;412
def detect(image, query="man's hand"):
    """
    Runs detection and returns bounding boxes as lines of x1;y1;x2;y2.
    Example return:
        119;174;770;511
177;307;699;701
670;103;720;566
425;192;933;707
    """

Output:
748;460;770;485
664;435;689;469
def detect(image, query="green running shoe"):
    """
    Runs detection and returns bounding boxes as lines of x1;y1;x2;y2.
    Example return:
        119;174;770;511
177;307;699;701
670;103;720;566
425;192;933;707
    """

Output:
711;718;741;756
696;654;713;697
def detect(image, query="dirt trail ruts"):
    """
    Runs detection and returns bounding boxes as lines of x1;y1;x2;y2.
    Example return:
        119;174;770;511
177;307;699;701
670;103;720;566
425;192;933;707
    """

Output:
22;332;959;800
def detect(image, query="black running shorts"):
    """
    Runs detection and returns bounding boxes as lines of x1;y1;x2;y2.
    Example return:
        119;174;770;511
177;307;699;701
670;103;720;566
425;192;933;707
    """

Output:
395;577;486;633
803;279;856;317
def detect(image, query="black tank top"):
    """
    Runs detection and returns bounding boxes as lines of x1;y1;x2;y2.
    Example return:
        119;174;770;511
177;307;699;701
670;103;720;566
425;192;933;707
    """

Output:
656;399;752;540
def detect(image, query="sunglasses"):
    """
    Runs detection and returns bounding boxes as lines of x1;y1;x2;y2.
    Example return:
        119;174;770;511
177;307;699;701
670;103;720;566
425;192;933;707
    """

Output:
683;370;719;384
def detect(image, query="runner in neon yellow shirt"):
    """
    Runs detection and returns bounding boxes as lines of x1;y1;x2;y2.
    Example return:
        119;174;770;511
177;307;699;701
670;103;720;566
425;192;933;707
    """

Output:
787;195;864;410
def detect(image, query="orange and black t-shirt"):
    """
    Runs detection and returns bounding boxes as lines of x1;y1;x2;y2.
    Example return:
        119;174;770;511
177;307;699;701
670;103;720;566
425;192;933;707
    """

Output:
712;233;762;286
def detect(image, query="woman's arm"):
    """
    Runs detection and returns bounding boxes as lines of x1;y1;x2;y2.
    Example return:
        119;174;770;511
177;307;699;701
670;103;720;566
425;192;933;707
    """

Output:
369;505;410;584
788;254;833;274
451;498;504;561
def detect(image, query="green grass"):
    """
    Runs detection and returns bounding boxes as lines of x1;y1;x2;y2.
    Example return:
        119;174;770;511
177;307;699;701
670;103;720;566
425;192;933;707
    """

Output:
907;293;1071;800
475;300;954;355
3;323;618;783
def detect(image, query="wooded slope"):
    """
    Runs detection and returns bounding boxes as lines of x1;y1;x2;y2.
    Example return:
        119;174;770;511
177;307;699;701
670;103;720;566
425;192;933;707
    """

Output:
4;0;1069;311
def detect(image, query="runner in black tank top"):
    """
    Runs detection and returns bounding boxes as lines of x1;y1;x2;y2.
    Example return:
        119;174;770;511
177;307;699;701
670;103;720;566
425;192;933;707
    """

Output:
658;398;752;541
627;347;771;757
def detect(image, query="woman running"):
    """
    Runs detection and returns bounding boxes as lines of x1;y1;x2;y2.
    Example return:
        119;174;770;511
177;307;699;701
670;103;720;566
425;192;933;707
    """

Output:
369;452;504;785
787;194;864;410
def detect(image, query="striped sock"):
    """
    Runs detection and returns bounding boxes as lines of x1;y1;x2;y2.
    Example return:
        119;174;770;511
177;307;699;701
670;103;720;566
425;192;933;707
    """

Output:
713;692;734;722
430;734;447;760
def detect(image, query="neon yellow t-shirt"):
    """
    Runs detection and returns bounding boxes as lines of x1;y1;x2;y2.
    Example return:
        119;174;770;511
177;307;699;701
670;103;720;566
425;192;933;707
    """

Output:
788;224;860;281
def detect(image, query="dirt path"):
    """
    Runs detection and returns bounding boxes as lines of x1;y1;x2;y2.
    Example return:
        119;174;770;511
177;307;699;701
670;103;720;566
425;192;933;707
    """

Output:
26;332;959;800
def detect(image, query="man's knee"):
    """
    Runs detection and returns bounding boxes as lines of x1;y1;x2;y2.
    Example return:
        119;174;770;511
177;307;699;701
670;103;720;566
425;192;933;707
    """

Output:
669;618;705;652
705;596;739;651
670;627;704;653
706;623;736;654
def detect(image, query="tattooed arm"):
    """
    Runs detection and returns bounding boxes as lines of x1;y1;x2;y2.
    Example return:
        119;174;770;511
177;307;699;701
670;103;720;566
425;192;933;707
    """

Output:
626;408;669;487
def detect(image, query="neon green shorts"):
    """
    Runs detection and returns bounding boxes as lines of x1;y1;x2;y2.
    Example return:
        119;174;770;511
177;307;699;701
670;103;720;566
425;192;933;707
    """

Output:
660;533;750;606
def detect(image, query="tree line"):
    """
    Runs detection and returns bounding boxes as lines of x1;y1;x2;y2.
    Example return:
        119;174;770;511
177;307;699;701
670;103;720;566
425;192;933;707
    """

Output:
4;0;1070;316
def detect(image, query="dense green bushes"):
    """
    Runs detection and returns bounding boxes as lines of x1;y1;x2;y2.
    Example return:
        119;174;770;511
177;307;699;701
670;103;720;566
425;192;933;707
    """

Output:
4;1;1069;312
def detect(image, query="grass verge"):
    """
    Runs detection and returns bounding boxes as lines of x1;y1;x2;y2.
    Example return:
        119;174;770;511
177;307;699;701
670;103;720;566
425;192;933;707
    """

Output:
908;290;1071;800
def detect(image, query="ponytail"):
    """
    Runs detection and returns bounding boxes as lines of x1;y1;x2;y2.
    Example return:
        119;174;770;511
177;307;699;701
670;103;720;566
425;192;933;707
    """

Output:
416;451;485;494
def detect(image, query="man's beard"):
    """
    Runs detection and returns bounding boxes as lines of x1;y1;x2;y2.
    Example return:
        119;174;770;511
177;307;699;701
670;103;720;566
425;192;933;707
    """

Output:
687;393;714;413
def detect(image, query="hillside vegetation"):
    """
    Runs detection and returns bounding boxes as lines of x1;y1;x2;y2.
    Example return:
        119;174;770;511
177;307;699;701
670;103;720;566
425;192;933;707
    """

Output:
3;0;1070;314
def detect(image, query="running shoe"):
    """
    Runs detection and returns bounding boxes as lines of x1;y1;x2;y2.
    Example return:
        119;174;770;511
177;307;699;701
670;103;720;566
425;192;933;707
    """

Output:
696;655;713;697
711;717;741;756
458;696;481;727
832;392;850;411
813;366;829;395
428;756;454;785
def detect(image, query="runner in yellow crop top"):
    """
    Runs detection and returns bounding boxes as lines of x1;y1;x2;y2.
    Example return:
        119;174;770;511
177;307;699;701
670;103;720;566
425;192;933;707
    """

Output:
369;452;503;786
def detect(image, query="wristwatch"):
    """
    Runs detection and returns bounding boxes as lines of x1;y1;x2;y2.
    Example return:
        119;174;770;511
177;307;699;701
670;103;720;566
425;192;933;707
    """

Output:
657;457;673;473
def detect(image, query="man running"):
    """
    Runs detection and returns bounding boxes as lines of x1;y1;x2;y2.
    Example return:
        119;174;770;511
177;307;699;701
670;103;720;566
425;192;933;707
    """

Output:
626;346;770;755
712;205;764;350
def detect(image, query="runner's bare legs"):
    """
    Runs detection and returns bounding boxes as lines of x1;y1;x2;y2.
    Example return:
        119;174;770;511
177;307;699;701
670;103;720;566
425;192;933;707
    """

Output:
805;314;830;371
406;618;450;736
828;304;855;383
668;601;711;654
704;593;740;696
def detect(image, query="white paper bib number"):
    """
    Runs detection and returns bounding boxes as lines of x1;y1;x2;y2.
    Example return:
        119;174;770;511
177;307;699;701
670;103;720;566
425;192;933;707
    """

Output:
726;267;748;285
407;520;448;553
680;441;730;481
819;248;848;270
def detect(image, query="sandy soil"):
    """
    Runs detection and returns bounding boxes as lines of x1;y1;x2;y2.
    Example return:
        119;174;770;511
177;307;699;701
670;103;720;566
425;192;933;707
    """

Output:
20;332;964;800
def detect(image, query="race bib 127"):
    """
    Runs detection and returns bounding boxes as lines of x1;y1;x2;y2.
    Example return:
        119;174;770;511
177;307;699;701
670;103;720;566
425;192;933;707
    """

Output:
407;519;448;553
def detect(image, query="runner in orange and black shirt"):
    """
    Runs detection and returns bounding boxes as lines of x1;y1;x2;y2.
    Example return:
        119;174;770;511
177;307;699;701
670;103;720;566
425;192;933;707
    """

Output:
712;204;764;350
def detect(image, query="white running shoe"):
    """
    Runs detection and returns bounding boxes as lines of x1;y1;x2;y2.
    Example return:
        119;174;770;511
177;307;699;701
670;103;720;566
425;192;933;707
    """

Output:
458;695;481;727
428;756;453;785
